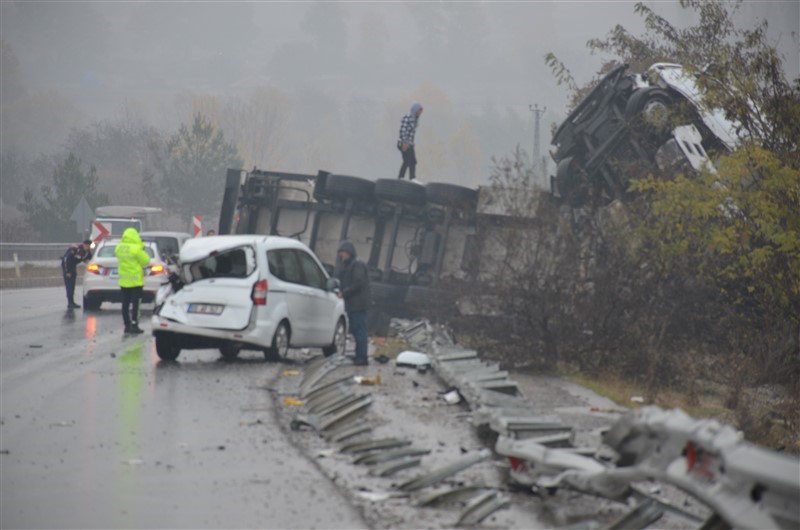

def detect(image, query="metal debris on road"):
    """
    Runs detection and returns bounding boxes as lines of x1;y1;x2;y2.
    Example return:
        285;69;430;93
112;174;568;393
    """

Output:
339;438;412;454
397;448;492;492
416;485;488;508
369;456;423;477
353;448;431;465
455;490;511;527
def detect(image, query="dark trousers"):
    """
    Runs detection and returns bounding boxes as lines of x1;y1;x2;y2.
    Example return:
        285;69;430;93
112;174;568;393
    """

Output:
121;286;143;328
398;145;417;180
63;271;77;305
348;311;368;363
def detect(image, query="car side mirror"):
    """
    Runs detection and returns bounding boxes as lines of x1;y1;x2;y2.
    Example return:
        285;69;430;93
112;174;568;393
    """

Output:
326;278;341;292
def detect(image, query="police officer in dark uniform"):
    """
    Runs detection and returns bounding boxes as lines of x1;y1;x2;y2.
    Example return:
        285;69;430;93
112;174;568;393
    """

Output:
61;239;93;308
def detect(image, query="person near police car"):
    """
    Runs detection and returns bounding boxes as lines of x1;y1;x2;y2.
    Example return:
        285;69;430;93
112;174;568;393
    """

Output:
61;239;93;309
114;227;150;334
335;241;371;366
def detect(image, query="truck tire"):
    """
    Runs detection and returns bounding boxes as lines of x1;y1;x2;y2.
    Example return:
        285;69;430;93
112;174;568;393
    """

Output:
625;88;674;130
370;282;407;303
375;179;426;206
424;183;478;210
324;174;375;201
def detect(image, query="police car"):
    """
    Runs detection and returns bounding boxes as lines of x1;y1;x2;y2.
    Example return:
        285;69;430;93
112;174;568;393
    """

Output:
81;238;170;310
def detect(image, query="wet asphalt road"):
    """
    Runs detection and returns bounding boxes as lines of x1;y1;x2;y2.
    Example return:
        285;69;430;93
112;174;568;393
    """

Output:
0;287;367;530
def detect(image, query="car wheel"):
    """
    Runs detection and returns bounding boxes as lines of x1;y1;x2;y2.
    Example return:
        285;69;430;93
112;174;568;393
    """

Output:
322;318;347;357
219;344;241;361
264;321;290;361
424;183;478;210
155;335;180;361
83;295;101;311
374;179;426;205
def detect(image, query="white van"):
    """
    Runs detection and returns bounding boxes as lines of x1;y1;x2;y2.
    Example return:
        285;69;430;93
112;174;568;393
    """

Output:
152;235;346;361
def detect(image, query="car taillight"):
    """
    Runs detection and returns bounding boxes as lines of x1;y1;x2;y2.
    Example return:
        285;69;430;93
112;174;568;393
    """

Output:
150;264;165;274
252;279;268;305
87;263;100;274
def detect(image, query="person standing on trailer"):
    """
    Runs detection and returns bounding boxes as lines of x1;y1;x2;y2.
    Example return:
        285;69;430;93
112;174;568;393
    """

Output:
397;102;423;181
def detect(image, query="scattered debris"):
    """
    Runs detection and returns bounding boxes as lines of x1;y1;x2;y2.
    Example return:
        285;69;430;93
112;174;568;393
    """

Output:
354;489;395;502
354;448;432;466
340;438;412;454
396;350;431;369
353;374;381;385
442;389;461;405
455;490;511;527
630;396;645;404
397;449;492;492
369;456;423;477
417;485;488;507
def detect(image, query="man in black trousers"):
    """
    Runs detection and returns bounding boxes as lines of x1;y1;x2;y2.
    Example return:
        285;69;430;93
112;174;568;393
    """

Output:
61;239;93;308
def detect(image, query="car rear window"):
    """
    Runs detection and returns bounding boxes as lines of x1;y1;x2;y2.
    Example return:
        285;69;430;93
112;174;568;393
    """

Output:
185;246;256;281
97;244;155;258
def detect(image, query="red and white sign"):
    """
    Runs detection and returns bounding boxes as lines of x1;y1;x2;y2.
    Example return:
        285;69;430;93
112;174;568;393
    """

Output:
90;221;111;242
193;215;202;237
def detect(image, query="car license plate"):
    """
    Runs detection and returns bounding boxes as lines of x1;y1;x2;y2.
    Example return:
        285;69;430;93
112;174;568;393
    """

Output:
187;303;224;315
110;268;118;276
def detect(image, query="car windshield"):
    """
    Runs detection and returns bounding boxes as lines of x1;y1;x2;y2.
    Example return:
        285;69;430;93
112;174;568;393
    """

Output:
184;246;256;281
97;244;156;259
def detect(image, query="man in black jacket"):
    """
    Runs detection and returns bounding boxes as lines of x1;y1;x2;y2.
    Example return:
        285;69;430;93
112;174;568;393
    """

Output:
61;239;93;308
335;241;371;365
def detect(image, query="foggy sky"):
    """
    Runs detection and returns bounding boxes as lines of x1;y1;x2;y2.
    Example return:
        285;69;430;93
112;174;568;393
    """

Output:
1;1;798;185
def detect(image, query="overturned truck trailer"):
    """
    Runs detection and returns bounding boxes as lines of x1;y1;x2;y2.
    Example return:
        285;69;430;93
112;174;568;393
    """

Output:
218;169;533;328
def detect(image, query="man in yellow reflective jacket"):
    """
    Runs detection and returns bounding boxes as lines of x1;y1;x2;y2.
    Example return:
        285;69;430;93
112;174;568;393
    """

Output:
114;228;150;334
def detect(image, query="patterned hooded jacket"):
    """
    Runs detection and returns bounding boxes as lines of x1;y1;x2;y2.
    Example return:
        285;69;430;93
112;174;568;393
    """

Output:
398;102;423;147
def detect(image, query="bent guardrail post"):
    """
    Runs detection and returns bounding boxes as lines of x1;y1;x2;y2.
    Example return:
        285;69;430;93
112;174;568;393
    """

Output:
455;490;511;527
602;406;800;530
397;448;492;492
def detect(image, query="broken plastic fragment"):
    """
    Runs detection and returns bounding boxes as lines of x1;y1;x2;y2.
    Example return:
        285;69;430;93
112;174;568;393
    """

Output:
353;374;381;385
443;390;461;405
282;397;304;406
396;350;431;368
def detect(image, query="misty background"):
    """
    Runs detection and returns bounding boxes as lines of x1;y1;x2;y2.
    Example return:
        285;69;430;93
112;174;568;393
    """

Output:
1;1;797;235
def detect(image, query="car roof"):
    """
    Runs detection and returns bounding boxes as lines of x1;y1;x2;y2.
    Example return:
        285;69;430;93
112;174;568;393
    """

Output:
139;231;192;239
179;235;309;261
97;238;159;248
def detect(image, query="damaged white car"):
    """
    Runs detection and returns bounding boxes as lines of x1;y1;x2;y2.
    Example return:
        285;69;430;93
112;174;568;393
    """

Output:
152;235;347;362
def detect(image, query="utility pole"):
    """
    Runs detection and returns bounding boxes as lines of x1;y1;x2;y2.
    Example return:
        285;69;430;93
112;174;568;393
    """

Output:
529;104;546;187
